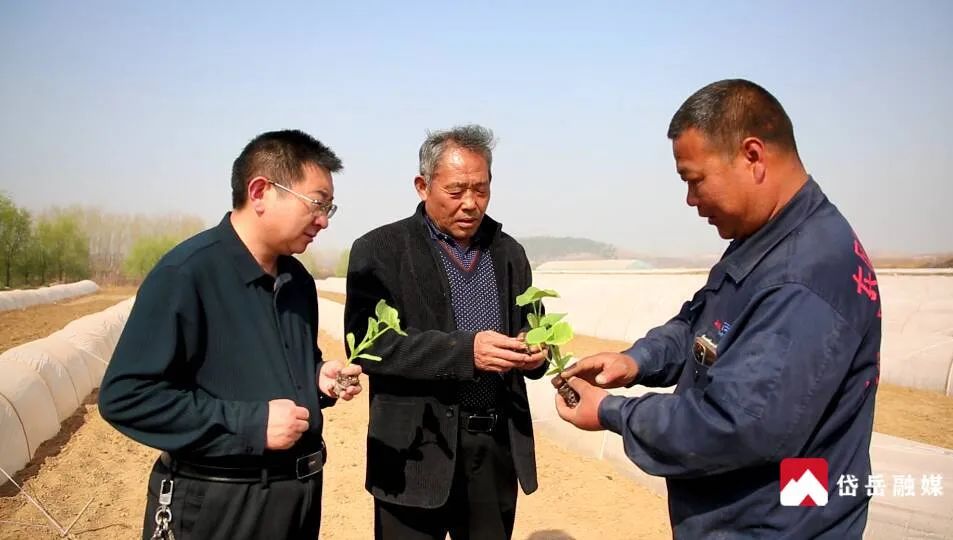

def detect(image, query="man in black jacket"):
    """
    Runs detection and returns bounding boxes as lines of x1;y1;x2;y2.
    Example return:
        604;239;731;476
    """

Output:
99;130;362;539
345;124;549;539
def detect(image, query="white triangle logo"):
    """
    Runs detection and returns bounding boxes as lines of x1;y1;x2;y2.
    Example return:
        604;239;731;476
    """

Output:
780;470;829;506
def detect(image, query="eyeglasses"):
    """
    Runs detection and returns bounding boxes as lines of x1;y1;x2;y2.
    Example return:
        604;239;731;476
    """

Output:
268;180;337;219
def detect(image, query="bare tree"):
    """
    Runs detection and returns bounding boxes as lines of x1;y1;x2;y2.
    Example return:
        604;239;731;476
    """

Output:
63;206;204;283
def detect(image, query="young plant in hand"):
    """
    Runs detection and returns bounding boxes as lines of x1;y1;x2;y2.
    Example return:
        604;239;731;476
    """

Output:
337;299;407;394
515;286;580;408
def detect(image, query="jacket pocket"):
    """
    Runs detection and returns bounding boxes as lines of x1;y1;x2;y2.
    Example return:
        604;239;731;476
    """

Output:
368;397;421;450
709;332;790;420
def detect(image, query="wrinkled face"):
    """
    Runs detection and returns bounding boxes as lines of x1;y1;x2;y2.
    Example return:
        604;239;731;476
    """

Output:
261;163;334;255
673;129;757;240
415;145;490;245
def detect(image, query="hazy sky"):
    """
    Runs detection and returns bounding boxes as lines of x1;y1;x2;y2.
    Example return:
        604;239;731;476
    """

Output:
2;1;951;257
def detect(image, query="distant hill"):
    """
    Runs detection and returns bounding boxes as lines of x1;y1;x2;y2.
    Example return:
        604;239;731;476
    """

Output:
517;236;725;269
518;236;617;266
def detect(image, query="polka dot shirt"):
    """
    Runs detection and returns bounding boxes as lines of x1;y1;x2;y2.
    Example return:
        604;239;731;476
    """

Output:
426;217;504;410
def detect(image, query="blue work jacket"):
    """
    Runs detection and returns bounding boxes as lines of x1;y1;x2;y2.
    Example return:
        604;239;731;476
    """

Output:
600;178;882;539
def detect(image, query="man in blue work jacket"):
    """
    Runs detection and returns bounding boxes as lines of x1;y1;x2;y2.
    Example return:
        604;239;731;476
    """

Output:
555;79;881;538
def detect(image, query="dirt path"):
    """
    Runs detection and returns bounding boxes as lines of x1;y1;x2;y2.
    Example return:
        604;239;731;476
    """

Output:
318;291;346;305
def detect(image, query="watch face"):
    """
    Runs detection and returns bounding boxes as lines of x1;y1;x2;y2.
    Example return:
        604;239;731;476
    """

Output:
693;334;718;366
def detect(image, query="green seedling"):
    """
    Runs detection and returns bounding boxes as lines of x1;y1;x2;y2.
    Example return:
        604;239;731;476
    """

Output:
516;286;580;407
335;299;407;394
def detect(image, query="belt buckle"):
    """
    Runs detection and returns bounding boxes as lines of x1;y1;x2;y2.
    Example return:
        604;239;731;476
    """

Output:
463;413;497;433
295;450;324;480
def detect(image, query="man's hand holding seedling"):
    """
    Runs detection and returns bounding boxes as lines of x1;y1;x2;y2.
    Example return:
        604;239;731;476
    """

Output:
553;376;608;431
552;352;641;429
474;330;548;373
515;332;547;371
319;360;363;400
559;352;640;388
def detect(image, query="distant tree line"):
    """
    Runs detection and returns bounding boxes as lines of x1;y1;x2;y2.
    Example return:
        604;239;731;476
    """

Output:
0;193;204;288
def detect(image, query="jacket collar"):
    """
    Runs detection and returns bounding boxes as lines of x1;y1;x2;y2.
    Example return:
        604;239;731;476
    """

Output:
711;176;826;287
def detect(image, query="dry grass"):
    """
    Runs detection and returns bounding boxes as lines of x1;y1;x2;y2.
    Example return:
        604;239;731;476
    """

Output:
872;255;953;269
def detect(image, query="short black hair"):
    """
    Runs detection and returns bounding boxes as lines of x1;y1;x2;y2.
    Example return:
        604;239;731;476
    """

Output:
668;79;799;158
231;130;343;208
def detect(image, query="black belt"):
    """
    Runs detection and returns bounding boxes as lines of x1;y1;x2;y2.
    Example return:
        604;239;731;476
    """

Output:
161;444;326;484
460;409;501;433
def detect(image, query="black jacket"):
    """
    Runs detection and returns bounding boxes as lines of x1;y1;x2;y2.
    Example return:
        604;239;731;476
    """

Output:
344;203;544;508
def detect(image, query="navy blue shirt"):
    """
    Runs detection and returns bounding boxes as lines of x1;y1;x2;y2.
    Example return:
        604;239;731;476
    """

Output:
599;178;881;538
100;214;329;461
425;215;505;409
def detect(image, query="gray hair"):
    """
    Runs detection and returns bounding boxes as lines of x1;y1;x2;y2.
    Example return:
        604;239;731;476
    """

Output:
418;124;495;185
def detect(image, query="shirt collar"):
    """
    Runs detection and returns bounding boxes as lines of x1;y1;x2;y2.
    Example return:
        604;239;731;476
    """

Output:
214;212;289;285
717;176;827;285
424;213;456;244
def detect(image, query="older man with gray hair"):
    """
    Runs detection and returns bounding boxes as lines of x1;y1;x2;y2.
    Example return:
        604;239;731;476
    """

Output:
345;124;548;539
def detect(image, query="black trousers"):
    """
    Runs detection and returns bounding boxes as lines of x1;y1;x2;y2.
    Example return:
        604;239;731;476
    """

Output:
141;457;323;540
374;424;519;540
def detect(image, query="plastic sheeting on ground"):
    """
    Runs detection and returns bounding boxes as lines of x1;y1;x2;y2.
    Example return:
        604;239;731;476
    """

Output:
0;296;134;485
0;280;99;312
317;294;345;341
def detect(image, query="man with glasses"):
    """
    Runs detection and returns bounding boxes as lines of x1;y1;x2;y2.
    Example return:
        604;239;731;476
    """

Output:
100;129;362;539
344;124;549;539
